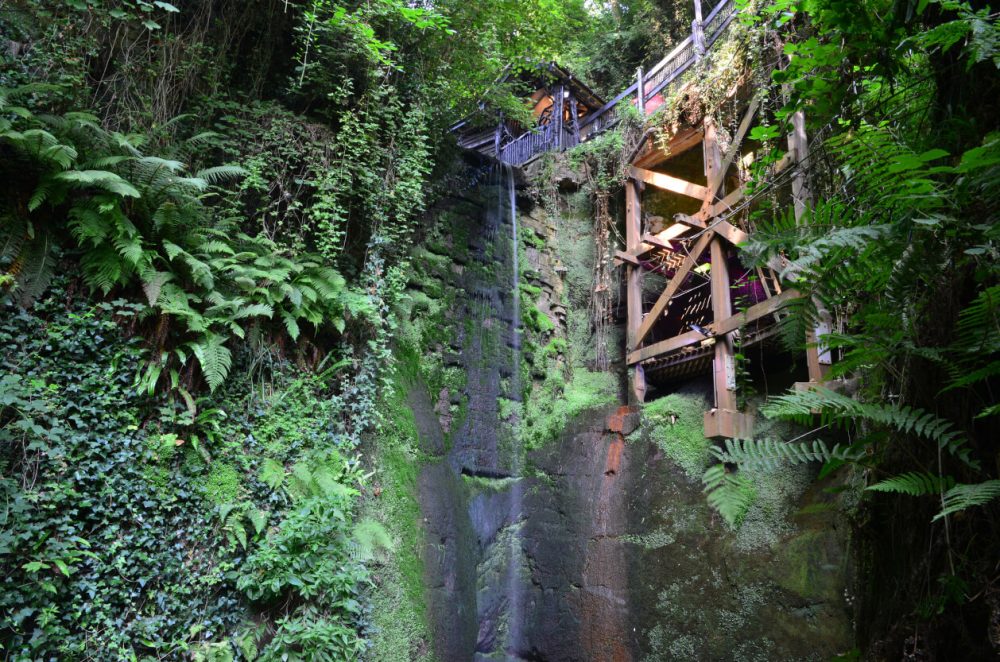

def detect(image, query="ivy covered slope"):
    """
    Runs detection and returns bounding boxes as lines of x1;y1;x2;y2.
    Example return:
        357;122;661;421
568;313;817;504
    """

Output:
0;286;387;659
0;0;643;659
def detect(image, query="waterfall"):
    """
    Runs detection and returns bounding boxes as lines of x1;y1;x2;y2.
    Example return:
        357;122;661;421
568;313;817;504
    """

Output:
502;162;526;657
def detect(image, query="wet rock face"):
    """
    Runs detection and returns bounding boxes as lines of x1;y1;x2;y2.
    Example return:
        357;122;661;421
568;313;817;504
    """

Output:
519;406;639;662
624;386;854;660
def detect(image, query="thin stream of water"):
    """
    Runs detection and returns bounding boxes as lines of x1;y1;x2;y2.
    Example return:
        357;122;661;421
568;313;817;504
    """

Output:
502;162;525;657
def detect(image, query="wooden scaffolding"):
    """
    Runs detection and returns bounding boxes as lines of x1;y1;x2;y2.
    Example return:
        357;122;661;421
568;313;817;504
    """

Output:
619;95;830;439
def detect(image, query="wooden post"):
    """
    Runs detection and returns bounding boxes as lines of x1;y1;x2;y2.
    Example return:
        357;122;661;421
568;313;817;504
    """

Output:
554;84;564;150
570;97;580;145
636;67;645;116
787;109;810;222
786;107;830;383
710;237;736;411
625;178;646;403
703;116;752;438
494;113;503;160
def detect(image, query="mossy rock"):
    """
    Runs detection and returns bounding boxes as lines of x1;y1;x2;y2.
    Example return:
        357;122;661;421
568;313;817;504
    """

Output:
770;529;846;603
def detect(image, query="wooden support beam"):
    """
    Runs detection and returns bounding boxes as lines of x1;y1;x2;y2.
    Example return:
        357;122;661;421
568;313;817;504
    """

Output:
613;223;697;267
633;125;703;169
785;105;829;383
704;408;754;439
710;237;737;413
641;232;678;251
787;108;811;222
709;97;760;200
615;250;641;267
626;285;801;363
709;187;745;218
713;220;748;246
706;233;755;438
634;230;714;347
672;214;706;230
625;179;646;402
636;67;645;116
629;166;709;201
701;117;723;213
554;84;565;150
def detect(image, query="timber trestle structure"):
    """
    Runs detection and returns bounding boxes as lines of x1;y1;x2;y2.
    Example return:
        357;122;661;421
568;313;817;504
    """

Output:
455;0;834;439
620;80;831;439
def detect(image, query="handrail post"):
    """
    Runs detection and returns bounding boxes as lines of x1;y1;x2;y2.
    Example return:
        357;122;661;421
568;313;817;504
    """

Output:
636;67;645;116
692;0;705;59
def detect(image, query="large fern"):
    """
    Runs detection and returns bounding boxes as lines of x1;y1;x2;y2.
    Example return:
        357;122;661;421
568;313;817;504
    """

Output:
934;480;1000;521
867;472;956;497
761;387;976;468
710;437;863;471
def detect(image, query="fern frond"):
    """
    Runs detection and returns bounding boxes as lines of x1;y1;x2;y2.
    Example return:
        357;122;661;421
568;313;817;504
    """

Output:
867;472;955;496
196;165;247;184
0;216;27;265
259;458;286;490
233;303;274;319
282;312;301;340
703;464;756;526
80;243;126;293
348;519;393;563
54;170;140;198
15;233;58;306
141;271;174;306
711;437;863;471
934;480;1000;521
188;333;232;392
761;387;977;467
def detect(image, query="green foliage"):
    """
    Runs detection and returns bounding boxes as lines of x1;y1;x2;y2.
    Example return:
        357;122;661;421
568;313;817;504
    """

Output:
0;282;387;657
935;480;1000;521
0;288;245;658
867;472;956;497
0;91;373;392
761;387;976;468
702;464;757;527
710;436;863;471
522;369;618;449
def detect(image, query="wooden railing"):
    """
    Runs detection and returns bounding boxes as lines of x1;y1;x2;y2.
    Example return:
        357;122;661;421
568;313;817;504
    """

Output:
499;0;736;165
579;0;736;138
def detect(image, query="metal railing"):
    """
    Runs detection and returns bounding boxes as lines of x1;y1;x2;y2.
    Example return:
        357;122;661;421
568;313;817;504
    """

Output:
499;123;578;166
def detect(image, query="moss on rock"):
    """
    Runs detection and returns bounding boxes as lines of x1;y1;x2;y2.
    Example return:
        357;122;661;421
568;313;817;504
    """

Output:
642;393;712;480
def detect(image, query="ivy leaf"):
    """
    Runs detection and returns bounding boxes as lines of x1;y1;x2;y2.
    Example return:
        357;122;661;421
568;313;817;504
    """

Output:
153;1;180;11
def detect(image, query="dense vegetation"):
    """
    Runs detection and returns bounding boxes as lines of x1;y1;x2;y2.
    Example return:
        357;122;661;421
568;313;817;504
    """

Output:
1;0;997;659
687;0;1000;655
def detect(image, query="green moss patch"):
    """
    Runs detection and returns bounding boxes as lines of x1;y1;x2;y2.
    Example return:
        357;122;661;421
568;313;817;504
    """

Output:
642;393;712;480
522;369;618;449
